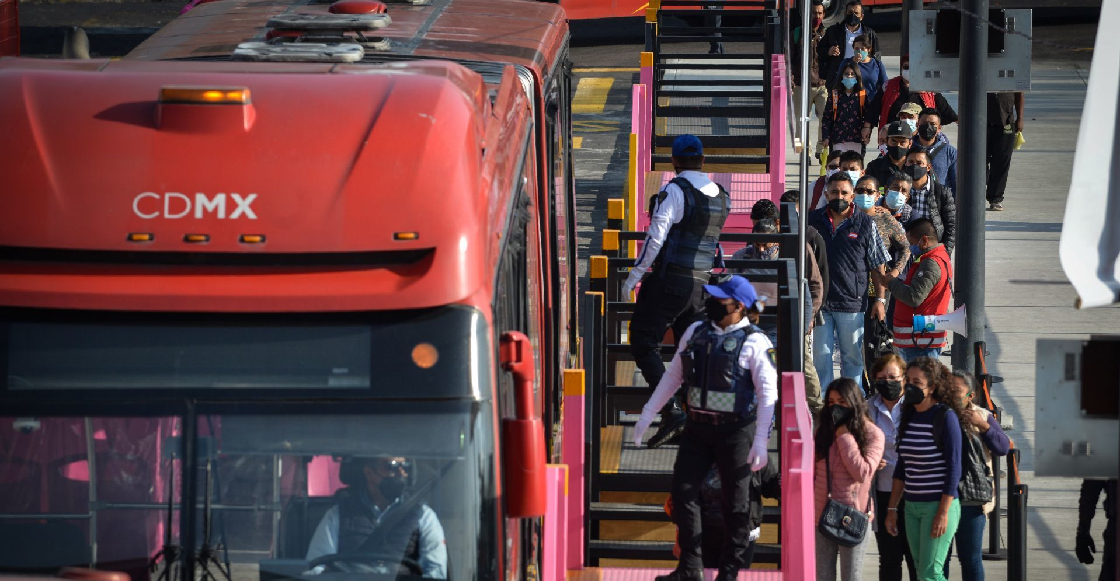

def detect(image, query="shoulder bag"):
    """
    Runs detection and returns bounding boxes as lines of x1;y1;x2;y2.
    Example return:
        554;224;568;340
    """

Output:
818;449;873;547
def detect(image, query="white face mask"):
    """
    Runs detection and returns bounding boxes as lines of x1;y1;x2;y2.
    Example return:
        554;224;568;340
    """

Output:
901;69;910;82
826;168;839;180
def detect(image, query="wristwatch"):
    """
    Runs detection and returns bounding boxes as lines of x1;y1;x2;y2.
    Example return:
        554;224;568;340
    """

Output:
876;297;888;304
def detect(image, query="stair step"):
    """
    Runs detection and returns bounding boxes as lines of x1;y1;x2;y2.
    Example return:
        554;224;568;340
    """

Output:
599;472;675;492
658;26;764;36
589;539;780;563
650;154;768;165
653;136;767;148
656;105;766;118
590;502;783;524
659;79;764;87
656;37;765;45
657;89;763;98
656;61;766;70
657;52;763;61
655;8;766;17
658;0;771;6
591;502;670;521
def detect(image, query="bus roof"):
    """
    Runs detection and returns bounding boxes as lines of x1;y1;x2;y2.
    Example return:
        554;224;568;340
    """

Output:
0;58;531;314
126;0;568;81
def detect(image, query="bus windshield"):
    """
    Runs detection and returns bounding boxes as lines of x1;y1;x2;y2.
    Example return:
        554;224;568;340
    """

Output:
0;401;499;581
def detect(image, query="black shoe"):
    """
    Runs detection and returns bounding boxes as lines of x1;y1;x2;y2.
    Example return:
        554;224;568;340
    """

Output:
714;570;738;581
647;408;687;449
655;568;703;581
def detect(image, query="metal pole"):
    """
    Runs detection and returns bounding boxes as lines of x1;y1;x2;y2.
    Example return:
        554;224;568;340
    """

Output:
951;0;988;375
798;0;810;341
902;0;922;58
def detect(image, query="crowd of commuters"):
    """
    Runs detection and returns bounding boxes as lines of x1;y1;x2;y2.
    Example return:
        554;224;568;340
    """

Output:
621;1;1033;577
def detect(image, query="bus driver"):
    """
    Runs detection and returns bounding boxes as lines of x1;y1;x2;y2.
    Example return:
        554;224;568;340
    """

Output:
306;457;448;578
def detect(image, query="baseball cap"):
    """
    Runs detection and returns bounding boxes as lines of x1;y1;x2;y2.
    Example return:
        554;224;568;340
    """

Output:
887;121;914;139
703;275;758;308
900;102;923;117
672;134;704;158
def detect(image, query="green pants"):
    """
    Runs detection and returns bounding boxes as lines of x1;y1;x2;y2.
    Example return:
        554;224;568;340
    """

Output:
904;499;961;581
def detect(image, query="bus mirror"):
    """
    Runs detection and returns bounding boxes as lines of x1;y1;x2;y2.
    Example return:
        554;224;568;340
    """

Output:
499;331;547;518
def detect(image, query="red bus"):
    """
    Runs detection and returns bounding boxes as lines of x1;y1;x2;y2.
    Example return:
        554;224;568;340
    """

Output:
0;0;577;579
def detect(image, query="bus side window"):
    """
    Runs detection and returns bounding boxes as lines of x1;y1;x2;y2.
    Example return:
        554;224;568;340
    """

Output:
494;186;530;421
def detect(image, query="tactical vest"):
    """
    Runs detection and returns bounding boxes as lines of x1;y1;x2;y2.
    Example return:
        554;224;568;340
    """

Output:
336;489;421;570
653;177;729;274
680;324;762;419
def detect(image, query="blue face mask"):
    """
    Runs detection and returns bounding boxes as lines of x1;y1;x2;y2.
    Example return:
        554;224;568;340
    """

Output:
842;77;857;90
857;49;869;60
903;119;917;132
854;193;875;210
910;242;924;256
847;170;861;183
886;190;907;210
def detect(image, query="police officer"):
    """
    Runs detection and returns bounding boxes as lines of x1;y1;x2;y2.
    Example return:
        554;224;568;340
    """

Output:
623;134;730;448
633;276;777;581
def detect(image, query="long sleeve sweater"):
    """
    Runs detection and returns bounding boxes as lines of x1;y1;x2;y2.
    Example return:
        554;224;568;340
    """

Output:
815;419;885;522
894;406;962;502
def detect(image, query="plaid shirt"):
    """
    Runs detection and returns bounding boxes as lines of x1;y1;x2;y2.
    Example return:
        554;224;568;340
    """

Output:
909;181;933;221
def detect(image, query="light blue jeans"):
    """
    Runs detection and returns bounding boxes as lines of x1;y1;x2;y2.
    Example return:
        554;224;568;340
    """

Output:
900;347;943;363
813;310;865;387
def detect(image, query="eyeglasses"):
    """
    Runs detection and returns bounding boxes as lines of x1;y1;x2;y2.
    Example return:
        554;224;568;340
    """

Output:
855;187;876;195
379;459;413;473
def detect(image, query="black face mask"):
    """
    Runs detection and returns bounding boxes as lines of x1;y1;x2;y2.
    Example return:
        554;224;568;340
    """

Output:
845;12;861;27
874;379;903;401
830;405;854;428
905;164;928;181
918;122;938;141
887;145;909;161
704;297;733;322
378;474;408;501
828;198;850;214
903;383;926;406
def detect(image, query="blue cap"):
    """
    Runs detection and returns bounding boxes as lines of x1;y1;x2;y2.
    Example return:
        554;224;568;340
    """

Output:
672;134;704;158
703;275;758;308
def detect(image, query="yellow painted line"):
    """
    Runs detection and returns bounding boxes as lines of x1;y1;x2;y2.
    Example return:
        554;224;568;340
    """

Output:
573;77;615;114
573;136;583;149
573;119;620;133
600;425;622;473
572;67;640;73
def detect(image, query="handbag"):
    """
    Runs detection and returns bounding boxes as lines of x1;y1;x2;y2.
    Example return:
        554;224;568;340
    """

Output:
817;451;873;547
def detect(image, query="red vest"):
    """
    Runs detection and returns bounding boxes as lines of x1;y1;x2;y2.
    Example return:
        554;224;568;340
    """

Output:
893;245;953;348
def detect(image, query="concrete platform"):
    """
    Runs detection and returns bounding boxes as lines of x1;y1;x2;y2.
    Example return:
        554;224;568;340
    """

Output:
788;57;1117;581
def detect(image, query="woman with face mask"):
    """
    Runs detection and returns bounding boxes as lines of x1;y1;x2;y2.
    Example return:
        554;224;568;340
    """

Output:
868;354;919;581
822;62;868;154
814;378;885;581
885;357;964;581
942;371;1010;581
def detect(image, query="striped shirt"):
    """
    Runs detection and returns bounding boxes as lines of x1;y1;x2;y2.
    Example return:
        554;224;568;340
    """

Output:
893;405;962;502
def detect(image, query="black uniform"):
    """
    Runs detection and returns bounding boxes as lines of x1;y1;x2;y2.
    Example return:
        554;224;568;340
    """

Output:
1077;479;1117;581
629;177;729;392
663;322;774;580
985;93;1019;205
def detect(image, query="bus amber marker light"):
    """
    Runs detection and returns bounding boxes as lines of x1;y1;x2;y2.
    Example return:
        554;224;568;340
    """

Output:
159;87;251;105
411;343;438;369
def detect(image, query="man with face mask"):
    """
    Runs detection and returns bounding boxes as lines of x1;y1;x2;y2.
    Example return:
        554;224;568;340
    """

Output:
633;275;777;581
818;0;879;85
867;55;958;140
915;108;957;192
807;172;891;387
307;457;448;578
871;219;953;362
880;173;914;224
903;148;956;254
791;0;829;159
624;134;730;448
866;121;913;189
